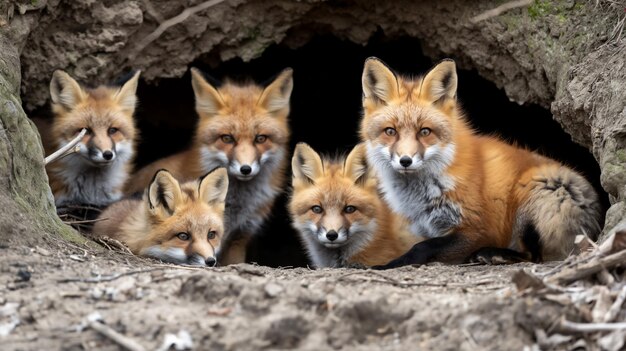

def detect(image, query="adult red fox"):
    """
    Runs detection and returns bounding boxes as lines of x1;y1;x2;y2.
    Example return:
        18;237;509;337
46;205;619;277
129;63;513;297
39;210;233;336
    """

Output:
44;70;140;207
93;168;228;266
125;68;293;264
360;57;602;268
289;143;418;268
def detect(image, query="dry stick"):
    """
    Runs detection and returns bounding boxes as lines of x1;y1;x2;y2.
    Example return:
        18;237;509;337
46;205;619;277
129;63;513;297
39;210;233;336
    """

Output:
131;0;227;58
44;128;87;165
604;285;626;323
63;217;109;225
560;318;626;333
58;267;167;283
470;0;533;23
546;249;626;285
88;320;146;351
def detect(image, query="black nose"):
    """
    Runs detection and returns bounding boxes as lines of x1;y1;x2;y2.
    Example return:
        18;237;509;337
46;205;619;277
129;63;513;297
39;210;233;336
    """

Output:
399;156;412;168
326;230;338;241
102;150;114;160
205;257;217;267
240;165;252;175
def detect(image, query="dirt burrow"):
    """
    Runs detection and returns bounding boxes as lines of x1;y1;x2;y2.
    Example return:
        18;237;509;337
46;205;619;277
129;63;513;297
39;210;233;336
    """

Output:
1;241;540;351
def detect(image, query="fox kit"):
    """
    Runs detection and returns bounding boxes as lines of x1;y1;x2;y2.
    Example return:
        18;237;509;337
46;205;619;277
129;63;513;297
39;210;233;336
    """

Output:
125;68;293;264
289;143;418;268
45;70;140;207
93;168;228;266
360;58;602;268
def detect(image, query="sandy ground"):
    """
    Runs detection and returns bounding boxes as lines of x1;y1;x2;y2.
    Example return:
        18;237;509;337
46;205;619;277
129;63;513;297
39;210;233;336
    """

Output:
0;239;547;351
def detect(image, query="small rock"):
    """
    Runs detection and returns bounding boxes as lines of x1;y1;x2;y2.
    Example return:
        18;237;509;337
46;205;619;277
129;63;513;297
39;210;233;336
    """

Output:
264;282;284;298
16;269;31;282
35;247;51;256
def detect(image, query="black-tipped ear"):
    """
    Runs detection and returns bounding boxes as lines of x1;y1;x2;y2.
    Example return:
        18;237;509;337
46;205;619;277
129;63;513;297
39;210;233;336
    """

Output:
292;142;324;184
258;68;293;114
191;67;225;116
421;59;457;104
344;143;369;185
198;167;229;205
148;169;183;216
50;70;86;111
362;57;400;107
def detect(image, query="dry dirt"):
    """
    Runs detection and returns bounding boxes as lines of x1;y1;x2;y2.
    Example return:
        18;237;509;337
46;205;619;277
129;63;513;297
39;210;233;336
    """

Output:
0;236;549;351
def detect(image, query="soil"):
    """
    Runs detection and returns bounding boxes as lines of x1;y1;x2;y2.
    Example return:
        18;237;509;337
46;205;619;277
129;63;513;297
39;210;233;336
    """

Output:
1;239;542;351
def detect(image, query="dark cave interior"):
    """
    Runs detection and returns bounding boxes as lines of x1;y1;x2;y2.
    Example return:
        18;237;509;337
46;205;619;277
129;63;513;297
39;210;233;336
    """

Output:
31;34;609;267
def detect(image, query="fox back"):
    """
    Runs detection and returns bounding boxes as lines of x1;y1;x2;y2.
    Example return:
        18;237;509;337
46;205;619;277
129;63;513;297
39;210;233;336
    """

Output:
126;68;294;264
289;143;417;268
45;70;140;207
93;168;229;266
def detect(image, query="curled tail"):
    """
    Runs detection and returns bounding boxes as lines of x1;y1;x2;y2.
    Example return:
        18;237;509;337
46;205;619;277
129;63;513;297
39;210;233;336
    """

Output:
513;165;602;261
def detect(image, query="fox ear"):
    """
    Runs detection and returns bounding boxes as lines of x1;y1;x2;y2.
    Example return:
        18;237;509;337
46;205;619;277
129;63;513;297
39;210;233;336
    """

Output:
344;143;369;185
114;70;141;114
148;170;183;217
50;70;86;111
258;68;293;115
421;59;457;104
191;68;225;116
198;167;229;206
362;57;399;107
292;143;324;184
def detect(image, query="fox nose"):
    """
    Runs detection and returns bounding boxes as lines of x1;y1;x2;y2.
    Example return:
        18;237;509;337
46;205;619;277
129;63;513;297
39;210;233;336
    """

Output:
399;156;413;168
326;230;338;241
102;150;114;161
205;257;217;267
240;165;252;175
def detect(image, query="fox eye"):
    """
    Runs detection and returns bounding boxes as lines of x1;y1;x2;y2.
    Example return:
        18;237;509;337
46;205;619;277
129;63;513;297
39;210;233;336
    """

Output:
176;232;190;241
108;127;119;135
344;205;357;214
220;135;235;144
255;135;268;144
311;205;323;214
384;127;397;137
207;230;217;240
419;128;431;137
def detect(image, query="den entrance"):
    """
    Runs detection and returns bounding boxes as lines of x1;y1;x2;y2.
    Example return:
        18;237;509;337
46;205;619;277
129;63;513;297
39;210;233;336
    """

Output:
100;34;608;267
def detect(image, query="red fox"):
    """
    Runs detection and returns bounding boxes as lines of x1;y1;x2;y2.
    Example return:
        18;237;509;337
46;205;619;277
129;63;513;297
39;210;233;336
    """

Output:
360;57;602;268
289;143;419;268
125;68;293;265
93;168;229;266
44;70;140;207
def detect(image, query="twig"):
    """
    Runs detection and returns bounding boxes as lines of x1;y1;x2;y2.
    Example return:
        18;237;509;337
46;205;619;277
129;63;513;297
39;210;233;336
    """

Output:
89;320;146;351
63;217;109;225
58;267;167;283
44;129;86;165
546;249;626;285
604;285;626;323
131;0;227;58
470;0;533;23
560;318;626;333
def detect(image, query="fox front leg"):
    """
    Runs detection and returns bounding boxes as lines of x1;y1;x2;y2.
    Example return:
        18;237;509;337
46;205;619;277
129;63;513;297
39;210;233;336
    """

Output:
372;233;472;269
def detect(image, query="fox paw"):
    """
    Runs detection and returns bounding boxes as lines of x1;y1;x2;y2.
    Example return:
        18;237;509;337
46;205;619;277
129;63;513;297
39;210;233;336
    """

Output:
467;248;528;265
344;262;368;269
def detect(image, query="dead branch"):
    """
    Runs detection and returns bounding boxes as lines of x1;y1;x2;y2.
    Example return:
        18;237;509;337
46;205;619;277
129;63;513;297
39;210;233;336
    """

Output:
604;285;626;323
58;267;167;283
89;319;146;351
546;249;626;285
44;128;86;165
470;0;533;24
131;0;227;58
560;318;626;333
63;217;109;225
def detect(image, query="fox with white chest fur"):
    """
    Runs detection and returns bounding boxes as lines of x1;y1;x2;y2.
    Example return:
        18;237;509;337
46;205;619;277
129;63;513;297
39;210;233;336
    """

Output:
360;57;602;268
